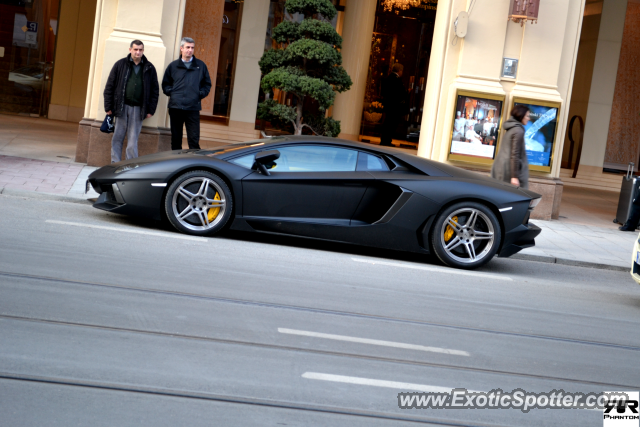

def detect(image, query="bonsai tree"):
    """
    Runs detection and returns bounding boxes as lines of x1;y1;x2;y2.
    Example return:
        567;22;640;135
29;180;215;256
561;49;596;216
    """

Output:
258;0;352;137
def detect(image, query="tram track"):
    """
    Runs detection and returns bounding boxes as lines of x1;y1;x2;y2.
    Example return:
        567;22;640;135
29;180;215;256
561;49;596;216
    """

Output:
0;313;636;389
0;372;499;427
1;270;638;353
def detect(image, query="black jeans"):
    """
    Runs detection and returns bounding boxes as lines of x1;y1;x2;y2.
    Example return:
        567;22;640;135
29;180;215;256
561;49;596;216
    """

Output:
380;111;403;147
169;108;200;150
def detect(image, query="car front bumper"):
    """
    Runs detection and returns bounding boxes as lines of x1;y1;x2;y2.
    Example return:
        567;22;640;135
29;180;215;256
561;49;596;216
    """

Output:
498;222;542;258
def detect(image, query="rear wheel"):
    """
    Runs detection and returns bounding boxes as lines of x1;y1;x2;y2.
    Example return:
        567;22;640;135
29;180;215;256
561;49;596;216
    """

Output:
431;202;501;269
165;170;233;236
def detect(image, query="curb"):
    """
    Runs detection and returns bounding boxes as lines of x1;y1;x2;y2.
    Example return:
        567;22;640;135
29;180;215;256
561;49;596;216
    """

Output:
0;188;93;205
511;253;629;273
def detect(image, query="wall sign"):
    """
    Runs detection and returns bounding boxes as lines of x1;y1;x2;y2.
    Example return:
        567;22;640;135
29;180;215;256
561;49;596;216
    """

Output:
502;58;518;79
508;0;540;26
447;90;506;166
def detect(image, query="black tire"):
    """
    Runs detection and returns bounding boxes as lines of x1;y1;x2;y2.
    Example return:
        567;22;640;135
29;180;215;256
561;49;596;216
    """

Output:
431;201;501;269
165;170;233;236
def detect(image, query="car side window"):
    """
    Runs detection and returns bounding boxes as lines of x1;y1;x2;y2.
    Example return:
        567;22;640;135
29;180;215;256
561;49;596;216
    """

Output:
357;152;390;171
229;153;255;169
230;145;359;172
268;145;359;172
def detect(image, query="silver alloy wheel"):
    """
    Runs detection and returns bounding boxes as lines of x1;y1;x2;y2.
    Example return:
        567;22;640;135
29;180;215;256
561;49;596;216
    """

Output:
171;177;226;231
440;207;495;264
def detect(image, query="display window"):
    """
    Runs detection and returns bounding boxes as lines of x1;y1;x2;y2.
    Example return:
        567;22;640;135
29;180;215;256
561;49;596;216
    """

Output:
447;90;505;165
512;97;561;173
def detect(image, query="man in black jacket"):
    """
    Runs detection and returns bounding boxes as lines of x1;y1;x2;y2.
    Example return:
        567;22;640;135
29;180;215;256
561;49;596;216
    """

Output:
380;63;408;147
162;37;212;150
104;40;159;163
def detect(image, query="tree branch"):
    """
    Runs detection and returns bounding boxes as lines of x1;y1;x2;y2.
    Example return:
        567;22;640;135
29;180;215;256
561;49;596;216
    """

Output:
301;124;320;135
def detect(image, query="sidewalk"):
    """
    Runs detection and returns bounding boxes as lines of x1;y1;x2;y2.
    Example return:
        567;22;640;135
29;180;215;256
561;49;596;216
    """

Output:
0;114;634;273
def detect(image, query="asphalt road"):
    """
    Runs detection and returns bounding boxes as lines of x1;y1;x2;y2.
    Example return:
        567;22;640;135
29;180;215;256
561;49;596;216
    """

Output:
0;193;638;426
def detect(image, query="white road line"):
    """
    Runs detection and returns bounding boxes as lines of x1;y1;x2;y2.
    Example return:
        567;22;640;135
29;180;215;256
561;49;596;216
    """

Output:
45;220;207;242
279;328;469;356
351;258;512;282
302;373;599;412
302;372;481;393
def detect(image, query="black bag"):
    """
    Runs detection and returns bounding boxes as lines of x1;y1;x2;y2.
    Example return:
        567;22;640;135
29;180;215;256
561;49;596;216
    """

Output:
100;114;115;133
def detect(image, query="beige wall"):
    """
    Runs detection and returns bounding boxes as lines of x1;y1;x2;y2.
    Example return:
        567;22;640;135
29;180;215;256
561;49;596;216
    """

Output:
228;0;270;127
49;0;97;122
580;0;628;168
417;0;586;180
561;11;602;168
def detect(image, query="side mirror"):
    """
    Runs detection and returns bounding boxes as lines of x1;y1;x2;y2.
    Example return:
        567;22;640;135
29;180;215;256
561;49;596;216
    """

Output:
253;149;280;176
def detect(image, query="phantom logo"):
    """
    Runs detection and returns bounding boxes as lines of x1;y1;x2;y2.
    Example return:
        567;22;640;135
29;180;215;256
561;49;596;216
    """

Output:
604;400;639;414
603;392;639;427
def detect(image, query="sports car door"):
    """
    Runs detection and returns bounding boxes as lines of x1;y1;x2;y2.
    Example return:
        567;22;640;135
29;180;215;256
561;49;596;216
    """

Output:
241;145;372;226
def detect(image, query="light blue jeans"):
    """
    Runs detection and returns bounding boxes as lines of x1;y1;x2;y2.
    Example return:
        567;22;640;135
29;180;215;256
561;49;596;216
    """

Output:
111;105;143;163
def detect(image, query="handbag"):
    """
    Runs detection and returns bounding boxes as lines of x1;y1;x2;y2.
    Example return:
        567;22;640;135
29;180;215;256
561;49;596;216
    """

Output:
100;114;115;133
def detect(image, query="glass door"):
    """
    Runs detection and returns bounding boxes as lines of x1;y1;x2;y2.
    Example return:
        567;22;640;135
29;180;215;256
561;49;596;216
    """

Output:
0;0;60;117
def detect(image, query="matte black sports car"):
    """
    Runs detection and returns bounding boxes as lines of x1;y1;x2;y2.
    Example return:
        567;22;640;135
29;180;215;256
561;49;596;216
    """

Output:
87;136;541;269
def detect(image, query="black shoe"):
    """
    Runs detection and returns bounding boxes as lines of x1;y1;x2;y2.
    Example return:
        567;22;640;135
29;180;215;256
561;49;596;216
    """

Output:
619;224;637;231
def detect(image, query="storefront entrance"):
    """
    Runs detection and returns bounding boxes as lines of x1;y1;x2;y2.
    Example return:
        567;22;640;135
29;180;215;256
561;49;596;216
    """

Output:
359;0;437;149
0;0;59;117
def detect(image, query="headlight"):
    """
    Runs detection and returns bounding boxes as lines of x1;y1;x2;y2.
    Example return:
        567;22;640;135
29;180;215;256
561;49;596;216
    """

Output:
529;198;541;209
115;163;147;174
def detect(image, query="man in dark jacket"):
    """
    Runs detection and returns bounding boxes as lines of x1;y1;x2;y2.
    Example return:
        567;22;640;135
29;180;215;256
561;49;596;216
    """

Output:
104;40;159;163
162;37;212;150
380;63;408;147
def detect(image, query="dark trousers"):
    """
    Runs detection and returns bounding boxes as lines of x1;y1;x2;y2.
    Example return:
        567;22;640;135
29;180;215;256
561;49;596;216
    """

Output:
380;111;402;147
169;108;200;150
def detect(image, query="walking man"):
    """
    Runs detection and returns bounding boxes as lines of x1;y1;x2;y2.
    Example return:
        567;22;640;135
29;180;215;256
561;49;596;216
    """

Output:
380;63;408;147
162;37;212;150
104;40;159;163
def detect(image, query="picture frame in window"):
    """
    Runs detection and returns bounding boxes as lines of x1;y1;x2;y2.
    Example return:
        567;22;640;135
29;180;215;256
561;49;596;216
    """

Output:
447;90;506;166
511;97;562;173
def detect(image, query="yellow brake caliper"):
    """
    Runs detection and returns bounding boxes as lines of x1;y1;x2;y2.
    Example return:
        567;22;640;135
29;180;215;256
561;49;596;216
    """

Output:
444;216;458;242
207;192;221;222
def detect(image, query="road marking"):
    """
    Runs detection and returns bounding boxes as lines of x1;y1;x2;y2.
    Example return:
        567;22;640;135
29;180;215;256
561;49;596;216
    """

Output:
279;328;469;356
45;220;207;242
302;373;599;411
302;372;480;393
351;258;512;281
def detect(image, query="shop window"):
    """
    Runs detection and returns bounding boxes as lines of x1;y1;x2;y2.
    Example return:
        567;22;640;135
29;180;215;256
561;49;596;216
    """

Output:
0;0;59;117
360;0;437;149
182;0;243;122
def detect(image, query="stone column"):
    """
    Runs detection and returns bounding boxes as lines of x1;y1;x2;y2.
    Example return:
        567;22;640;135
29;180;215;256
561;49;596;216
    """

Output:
228;0;270;131
84;0;168;166
332;0;377;141
580;0;628;170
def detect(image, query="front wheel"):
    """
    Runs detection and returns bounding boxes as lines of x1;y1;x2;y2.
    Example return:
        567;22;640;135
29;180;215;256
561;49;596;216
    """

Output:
165;170;233;236
431;202;501;269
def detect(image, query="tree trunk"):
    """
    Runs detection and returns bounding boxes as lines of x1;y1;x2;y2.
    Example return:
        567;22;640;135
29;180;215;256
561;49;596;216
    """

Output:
294;99;303;135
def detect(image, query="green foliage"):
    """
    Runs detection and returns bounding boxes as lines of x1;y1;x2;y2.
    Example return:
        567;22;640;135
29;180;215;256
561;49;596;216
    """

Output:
305;114;341;137
285;0;337;20
258;0;352;136
299;19;342;48
271;20;300;44
258;49;287;75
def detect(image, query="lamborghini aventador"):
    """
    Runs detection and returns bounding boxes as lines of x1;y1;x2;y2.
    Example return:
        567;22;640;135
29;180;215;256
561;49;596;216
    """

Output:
87;136;541;269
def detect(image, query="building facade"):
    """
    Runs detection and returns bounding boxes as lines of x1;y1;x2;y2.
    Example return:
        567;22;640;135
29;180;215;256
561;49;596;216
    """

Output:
2;0;635;220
